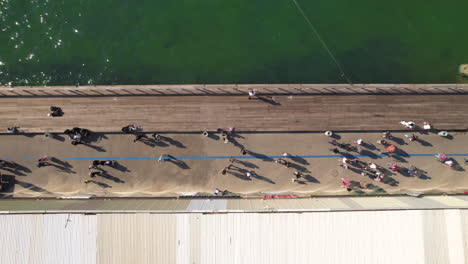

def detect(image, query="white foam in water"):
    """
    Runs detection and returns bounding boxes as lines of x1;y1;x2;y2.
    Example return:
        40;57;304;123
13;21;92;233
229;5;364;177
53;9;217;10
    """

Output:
73;28;78;33
0;61;4;65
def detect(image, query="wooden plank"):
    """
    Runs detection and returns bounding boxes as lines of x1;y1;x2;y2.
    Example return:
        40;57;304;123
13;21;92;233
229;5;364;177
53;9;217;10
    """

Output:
0;94;466;133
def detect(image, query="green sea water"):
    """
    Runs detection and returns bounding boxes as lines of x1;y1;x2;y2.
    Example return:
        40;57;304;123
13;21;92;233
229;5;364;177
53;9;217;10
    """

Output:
0;0;467;85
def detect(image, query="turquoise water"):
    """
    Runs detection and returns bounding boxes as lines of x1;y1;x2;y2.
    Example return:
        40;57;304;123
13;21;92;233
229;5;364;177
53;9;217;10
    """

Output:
1;0;467;85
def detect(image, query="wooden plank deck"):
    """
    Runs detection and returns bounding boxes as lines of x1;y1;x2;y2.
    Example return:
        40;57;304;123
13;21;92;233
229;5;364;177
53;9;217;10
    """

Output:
0;84;467;97
0;94;466;133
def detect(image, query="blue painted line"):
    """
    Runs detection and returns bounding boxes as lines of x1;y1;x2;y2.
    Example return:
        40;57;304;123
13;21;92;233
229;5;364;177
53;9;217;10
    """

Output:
123;157;153;160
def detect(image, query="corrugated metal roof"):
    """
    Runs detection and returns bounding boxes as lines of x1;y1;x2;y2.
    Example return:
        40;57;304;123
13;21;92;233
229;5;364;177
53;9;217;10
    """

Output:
1;210;468;264
425;196;468;207
349;196;409;208
0;214;97;264
97;214;177;264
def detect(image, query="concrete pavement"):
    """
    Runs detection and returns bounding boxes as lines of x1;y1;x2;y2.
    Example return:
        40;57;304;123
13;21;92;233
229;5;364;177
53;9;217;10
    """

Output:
0;130;467;197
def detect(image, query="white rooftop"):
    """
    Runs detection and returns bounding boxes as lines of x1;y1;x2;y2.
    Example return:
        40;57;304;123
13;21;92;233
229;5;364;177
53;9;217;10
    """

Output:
1;209;467;264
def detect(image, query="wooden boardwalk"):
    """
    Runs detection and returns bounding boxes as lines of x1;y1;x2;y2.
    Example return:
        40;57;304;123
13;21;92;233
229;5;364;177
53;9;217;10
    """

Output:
0;94;467;133
0;83;467;97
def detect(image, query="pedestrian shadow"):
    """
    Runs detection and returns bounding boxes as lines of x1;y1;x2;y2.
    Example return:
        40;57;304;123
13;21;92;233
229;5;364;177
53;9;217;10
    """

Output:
392;155;407;163
257;96;281;105
398;168;413;178
48;161;76;174
361;149;380;159
347;166;362;175
229;137;244;150
50;157;75;173
51;134;66;142
290;162;310;173
415;169;431;180
390;136;407;145
329;133;341;140
15;180;52;193
0;174;15;193
290;156;309;165
451;159;465;171
0;166;27;176
367;184;387;194
98;171;125;183
227;170;251;181
304;174;320;183
362;142;377;150
207;134;220;140
168;155;190;169
111;162;130;172
251;172;275;184
247;150;274;162
234;159;259;169
154;140;170;147
138;137;157;147
443;134;454;140
89;180;112;188
86;133;107;143
231;133;245;139
160;136;186;148
7;161;31;173
381;176;399;186
417;139;433;147
80;142;106;152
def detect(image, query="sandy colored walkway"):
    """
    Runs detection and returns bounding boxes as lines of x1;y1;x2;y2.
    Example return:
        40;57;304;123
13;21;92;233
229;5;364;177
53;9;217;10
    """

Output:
0;95;467;132
0;130;467;197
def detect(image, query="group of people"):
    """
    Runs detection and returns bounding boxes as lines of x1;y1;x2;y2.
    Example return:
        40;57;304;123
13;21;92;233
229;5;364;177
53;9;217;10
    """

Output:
274;153;305;183
333;120;438;191
328;140;363;154
47;106;64;117
88;160;115;178
64;127;91;145
221;159;255;180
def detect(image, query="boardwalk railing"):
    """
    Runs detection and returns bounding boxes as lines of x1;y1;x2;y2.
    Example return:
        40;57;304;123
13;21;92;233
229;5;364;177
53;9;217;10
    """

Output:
0;84;467;97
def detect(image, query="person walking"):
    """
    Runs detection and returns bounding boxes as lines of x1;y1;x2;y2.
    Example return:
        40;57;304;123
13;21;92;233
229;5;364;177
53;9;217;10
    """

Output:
354;138;363;145
400;121;415;129
37;156;50;167
382;131;392;139
377;139;388;145
99;160;115;166
248;89;257;100
293;171;302;179
240;148;247;155
275;158;291;168
152;133;161;141
158;154;168;163
229;156;235;163
221;167;228;175
7;126;18;133
48;106;63;117
405;134;418;142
